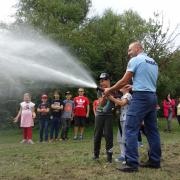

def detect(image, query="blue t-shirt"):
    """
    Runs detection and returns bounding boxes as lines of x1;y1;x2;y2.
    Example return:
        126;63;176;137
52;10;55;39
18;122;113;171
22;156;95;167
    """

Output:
126;53;158;92
62;100;75;118
38;103;50;121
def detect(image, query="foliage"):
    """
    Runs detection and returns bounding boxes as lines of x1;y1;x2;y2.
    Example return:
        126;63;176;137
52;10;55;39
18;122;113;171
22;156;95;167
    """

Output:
1;3;180;129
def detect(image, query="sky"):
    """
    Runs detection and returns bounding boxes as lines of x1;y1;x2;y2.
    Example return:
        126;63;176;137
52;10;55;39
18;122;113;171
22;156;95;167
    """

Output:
0;0;179;43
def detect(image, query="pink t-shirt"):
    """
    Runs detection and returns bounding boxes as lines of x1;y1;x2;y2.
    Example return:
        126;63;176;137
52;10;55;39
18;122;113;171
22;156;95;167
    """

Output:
20;102;35;127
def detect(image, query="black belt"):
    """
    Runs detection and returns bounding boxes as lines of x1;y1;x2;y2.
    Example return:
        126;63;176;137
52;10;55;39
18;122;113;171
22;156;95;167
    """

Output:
133;91;155;94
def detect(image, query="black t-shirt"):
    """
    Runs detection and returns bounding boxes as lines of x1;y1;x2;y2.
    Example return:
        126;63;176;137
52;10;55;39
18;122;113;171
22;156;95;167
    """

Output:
51;99;64;117
38;103;50;121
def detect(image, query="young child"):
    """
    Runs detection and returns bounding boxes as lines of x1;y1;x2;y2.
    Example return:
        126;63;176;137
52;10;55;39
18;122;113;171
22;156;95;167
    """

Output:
14;93;36;144
37;94;50;142
60;91;75;141
50;90;64;142
73;88;90;140
92;73;114;163
107;86;132;162
93;99;99;116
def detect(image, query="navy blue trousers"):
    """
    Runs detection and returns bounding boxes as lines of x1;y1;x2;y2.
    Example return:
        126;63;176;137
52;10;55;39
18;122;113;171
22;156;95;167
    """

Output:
125;92;161;168
50;117;61;139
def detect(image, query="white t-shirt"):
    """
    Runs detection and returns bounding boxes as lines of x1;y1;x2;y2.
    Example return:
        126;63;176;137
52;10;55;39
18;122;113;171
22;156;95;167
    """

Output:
20;102;35;114
120;93;132;121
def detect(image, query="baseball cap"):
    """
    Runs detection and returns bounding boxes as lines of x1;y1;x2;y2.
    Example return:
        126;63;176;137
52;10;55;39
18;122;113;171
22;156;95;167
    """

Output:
42;94;48;98
65;91;72;95
98;73;111;80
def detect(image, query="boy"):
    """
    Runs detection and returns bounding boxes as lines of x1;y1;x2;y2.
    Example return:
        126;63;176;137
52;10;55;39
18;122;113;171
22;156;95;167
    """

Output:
60;91;75;141
92;73;114;163
37;94;50;142
50;90;64;142
107;86;132;162
73;88;90;140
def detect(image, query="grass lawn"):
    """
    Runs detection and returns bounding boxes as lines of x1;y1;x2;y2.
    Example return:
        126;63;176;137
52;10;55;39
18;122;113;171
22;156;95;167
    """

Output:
0;118;179;180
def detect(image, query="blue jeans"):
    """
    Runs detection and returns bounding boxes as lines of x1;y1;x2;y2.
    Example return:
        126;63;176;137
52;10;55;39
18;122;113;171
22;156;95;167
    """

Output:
39;120;49;141
50;117;61;139
125;92;161;168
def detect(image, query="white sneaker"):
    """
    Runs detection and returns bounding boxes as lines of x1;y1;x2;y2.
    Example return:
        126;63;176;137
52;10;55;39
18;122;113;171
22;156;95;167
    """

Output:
28;139;35;144
20;139;27;144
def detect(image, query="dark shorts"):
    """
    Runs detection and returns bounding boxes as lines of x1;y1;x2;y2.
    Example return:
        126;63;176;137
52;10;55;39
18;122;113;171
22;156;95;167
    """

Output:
74;116;85;127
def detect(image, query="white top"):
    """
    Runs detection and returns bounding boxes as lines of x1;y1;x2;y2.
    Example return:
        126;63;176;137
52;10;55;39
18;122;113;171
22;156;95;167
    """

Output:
20;102;35;114
120;93;132;121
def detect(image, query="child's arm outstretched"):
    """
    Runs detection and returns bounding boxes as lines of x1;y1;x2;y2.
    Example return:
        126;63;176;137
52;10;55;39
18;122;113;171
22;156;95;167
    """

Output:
14;107;22;122
107;95;129;106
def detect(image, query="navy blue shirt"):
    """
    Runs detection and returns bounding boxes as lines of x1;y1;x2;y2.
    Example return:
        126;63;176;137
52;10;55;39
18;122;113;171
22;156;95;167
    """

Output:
38;103;50;121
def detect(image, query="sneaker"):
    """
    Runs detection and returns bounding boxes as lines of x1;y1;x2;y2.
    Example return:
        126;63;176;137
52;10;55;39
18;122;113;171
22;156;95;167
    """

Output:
28;140;35;144
169;129;171;132
60;137;65;141
65;137;70;140
55;139;58;141
74;135;78;140
141;132;144;136
138;141;143;146
49;139;54;142
115;156;125;162
107;156;113;163
164;129;167;132
79;135;83;139
92;156;99;161
37;139;43;142
116;163;138;172
43;140;47;143
139;160;161;169
20;139;27;144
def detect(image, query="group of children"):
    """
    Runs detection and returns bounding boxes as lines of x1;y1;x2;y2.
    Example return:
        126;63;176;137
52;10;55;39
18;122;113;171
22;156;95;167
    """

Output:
14;74;154;163
14;89;86;144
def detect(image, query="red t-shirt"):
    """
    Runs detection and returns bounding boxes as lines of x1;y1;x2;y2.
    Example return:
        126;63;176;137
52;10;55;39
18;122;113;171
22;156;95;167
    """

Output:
93;100;99;113
73;96;90;116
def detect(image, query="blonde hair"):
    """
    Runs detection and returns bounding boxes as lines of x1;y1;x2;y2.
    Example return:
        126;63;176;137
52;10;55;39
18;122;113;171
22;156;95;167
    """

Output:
24;93;31;99
78;88;84;92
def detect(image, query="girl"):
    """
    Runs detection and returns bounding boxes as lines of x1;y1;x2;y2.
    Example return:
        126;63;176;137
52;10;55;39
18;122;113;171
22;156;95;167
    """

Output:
163;93;175;132
175;97;180;125
107;86;132;162
14;93;36;144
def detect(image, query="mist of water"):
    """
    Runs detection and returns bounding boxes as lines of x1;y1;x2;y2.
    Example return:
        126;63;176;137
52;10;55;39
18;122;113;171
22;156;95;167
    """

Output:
0;29;97;90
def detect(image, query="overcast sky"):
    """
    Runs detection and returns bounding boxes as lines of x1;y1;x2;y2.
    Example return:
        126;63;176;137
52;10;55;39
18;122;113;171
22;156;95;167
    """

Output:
0;0;179;42
1;0;179;28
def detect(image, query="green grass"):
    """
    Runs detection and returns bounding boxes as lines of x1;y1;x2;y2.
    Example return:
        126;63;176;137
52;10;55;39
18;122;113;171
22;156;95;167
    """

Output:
0;118;180;180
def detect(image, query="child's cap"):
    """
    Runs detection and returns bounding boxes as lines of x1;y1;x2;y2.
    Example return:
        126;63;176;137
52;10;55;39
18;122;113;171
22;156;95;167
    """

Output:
98;73;111;80
65;91;72;95
42;94;48;98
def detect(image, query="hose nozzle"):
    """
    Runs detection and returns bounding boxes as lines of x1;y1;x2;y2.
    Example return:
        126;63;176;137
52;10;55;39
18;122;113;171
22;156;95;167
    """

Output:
96;86;105;92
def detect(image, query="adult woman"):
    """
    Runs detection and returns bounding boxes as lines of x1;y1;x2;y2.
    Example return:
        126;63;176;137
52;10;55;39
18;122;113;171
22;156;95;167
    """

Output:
163;94;175;132
175;97;180;125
